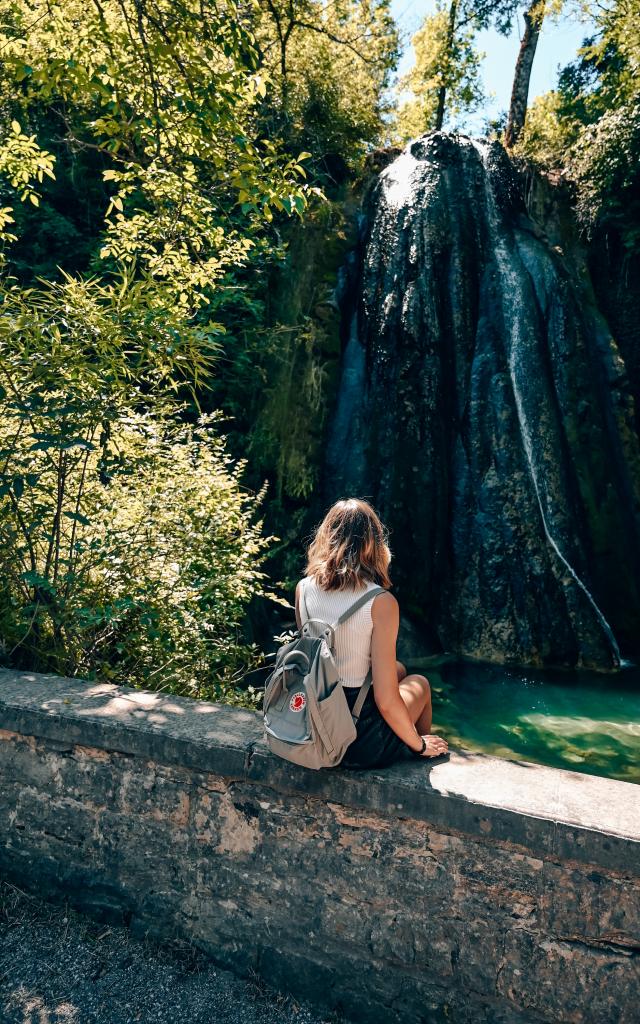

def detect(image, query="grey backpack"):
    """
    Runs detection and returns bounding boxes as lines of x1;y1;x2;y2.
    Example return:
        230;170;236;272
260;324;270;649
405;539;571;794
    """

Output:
262;583;387;770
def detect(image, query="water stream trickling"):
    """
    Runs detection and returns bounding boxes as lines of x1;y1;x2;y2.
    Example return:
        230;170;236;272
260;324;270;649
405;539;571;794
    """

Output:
325;132;640;669
325;312;367;498
470;138;623;668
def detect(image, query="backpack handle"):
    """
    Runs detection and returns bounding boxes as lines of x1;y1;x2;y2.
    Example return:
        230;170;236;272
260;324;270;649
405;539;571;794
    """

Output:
301;618;336;650
278;649;310;692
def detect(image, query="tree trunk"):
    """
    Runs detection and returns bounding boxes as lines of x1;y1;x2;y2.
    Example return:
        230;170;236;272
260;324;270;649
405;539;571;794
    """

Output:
504;0;544;148
435;0;458;131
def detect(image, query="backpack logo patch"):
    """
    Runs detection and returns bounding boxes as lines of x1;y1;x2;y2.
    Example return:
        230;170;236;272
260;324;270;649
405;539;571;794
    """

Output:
289;692;306;713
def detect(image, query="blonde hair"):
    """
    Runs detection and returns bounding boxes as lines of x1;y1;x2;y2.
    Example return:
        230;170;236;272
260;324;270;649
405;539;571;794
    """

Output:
303;498;392;591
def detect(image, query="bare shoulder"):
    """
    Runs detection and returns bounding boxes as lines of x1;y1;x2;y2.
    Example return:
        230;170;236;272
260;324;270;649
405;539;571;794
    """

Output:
294;579;303;628
371;590;398;623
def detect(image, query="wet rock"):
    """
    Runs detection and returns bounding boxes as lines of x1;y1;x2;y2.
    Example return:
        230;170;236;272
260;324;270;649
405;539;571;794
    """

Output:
324;131;640;670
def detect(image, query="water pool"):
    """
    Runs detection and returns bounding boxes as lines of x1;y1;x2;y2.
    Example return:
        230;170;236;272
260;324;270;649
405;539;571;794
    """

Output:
404;656;640;784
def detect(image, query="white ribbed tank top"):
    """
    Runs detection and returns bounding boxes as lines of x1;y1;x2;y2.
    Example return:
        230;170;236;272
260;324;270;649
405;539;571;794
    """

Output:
299;575;380;687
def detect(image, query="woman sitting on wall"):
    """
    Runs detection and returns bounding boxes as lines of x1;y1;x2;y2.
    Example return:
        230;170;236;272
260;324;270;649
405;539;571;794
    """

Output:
295;498;449;768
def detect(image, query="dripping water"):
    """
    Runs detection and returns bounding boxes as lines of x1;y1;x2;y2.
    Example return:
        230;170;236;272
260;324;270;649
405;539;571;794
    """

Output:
324;310;368;495
470;138;622;667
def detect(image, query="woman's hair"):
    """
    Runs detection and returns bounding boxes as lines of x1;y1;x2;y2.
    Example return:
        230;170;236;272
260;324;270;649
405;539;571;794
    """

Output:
304;498;392;590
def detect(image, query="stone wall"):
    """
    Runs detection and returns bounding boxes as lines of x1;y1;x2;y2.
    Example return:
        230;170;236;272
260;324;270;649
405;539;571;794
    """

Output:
0;668;638;1024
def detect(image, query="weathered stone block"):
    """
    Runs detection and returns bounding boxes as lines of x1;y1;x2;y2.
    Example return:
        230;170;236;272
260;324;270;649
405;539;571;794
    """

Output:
498;928;640;1024
13;790;98;850
541;862;640;946
0;730;55;790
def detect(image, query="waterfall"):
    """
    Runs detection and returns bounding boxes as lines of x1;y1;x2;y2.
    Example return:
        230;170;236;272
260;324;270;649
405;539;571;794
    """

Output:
323;132;640;670
324;312;368;497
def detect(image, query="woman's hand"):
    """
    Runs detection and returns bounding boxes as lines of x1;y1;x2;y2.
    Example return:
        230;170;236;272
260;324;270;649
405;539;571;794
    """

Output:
419;733;449;758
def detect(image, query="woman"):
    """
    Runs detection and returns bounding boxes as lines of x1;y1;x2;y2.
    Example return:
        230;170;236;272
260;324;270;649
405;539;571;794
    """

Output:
294;497;449;769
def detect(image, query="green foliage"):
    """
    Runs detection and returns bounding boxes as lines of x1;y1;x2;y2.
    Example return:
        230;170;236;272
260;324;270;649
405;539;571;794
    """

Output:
571;102;640;245
205;196;352;512
396;3;486;137
514;0;640;249
511;90;580;167
0;280;275;702
0;0;314;303
0;119;55;204
0;119;55;260
245;318;328;501
256;0;400;179
0;0;403;704
394;0;573;143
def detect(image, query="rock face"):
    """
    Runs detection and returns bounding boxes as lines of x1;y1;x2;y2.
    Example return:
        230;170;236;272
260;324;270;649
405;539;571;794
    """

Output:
324;132;640;670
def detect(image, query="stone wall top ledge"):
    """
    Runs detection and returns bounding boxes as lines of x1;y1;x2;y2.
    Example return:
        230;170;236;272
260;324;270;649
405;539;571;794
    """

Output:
1;668;638;874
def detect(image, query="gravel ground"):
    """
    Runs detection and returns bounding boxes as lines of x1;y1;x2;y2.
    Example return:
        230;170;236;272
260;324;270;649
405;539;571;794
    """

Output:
0;880;345;1024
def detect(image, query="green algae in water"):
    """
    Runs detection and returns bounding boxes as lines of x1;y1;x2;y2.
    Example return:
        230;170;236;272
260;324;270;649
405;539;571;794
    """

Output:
405;657;640;784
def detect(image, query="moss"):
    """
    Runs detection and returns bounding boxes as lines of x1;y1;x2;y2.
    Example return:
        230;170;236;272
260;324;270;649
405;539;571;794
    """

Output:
233;187;362;592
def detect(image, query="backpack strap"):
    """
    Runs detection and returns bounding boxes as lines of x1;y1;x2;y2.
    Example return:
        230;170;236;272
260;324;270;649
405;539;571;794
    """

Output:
351;665;373;722
330;585;388;630
334;586;387;723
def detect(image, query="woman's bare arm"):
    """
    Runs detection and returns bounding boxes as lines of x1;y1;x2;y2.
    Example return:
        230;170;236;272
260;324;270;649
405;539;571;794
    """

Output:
294;581;302;631
370;593;423;753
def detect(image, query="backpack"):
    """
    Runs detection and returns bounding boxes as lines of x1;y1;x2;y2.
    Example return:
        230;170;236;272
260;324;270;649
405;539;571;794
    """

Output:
262;582;388;770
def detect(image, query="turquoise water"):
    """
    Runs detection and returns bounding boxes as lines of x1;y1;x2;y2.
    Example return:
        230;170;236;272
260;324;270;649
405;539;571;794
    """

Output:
405;656;640;784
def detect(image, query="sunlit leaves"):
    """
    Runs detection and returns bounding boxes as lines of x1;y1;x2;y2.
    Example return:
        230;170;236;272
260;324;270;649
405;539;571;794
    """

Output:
395;3;486;138
514;0;640;247
0;281;275;697
0;122;56;256
0;0;311;304
512;90;581;167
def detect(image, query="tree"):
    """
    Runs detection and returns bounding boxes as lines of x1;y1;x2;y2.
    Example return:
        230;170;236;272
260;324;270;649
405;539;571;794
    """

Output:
256;0;400;178
512;0;640;245
396;0;569;150
0;0;407;695
395;0;531;139
504;0;547;147
0;0;320;697
0;0;315;305
396;0;486;136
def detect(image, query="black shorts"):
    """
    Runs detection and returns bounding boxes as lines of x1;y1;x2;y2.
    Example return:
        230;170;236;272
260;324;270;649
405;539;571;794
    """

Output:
339;684;413;770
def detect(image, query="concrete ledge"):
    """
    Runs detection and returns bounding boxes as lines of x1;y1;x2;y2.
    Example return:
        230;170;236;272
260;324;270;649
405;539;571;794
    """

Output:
1;668;639;1024
1;669;637;872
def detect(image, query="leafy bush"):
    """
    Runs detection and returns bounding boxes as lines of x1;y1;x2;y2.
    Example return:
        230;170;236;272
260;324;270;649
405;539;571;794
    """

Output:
512;91;580;169
0;277;276;704
511;3;640;253
571;102;640;243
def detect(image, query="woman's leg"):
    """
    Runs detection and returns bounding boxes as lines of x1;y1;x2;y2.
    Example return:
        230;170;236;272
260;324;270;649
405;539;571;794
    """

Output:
398;673;432;734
